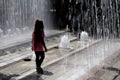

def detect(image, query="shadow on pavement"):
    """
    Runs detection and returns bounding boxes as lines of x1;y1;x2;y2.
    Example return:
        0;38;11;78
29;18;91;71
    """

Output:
103;66;120;80
87;66;120;80
43;70;53;76
20;74;43;80
0;73;19;80
103;66;120;74
20;71;53;80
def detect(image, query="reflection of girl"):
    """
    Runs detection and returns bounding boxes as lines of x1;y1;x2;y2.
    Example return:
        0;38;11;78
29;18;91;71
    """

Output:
32;20;47;74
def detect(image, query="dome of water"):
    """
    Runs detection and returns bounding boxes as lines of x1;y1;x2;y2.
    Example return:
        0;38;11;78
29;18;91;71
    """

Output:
80;31;89;41
59;34;70;49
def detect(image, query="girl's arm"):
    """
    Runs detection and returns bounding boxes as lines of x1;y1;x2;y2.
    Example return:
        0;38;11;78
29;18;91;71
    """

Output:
40;37;47;52
32;33;34;51
40;32;47;52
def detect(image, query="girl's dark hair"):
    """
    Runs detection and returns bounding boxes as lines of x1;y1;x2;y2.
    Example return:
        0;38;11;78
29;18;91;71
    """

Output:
34;20;44;42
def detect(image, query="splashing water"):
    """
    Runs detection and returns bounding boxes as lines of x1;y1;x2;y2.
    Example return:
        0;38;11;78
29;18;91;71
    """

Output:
80;31;89;41
59;33;71;49
0;0;54;38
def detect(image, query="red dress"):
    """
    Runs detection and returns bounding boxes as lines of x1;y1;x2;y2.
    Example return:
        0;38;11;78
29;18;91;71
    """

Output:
32;32;46;51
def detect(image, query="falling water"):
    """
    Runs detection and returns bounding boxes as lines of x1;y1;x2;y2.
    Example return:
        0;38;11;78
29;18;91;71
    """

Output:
0;0;120;79
58;0;120;78
0;0;54;38
69;0;120;38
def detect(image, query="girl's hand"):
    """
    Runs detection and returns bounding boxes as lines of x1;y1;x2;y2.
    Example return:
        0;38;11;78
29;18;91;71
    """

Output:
31;47;33;51
45;47;48;52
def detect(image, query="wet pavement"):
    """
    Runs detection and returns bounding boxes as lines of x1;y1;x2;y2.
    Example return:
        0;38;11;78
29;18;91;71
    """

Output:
18;39;120;80
0;32;77;68
0;32;77;79
0;29;65;56
0;32;100;80
0;31;120;80
85;46;120;80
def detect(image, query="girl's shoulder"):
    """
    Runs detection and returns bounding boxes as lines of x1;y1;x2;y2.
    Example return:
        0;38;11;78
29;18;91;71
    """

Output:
42;31;46;38
32;31;35;36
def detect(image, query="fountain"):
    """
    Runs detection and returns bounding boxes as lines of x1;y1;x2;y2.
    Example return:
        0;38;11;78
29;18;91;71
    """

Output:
65;0;120;38
80;31;89;41
0;1;120;79
0;0;54;38
59;33;71;49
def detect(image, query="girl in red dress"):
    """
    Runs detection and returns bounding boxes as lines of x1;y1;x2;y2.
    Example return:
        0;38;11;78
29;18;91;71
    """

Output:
32;20;47;74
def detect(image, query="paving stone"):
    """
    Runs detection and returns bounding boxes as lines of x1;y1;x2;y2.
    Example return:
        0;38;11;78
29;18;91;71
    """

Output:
115;75;120;80
100;70;118;80
0;38;82;78
87;77;102;80
0;61;35;75
86;44;120;80
2;39;120;80
18;40;100;80
94;69;105;78
104;50;120;66
113;61;120;69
